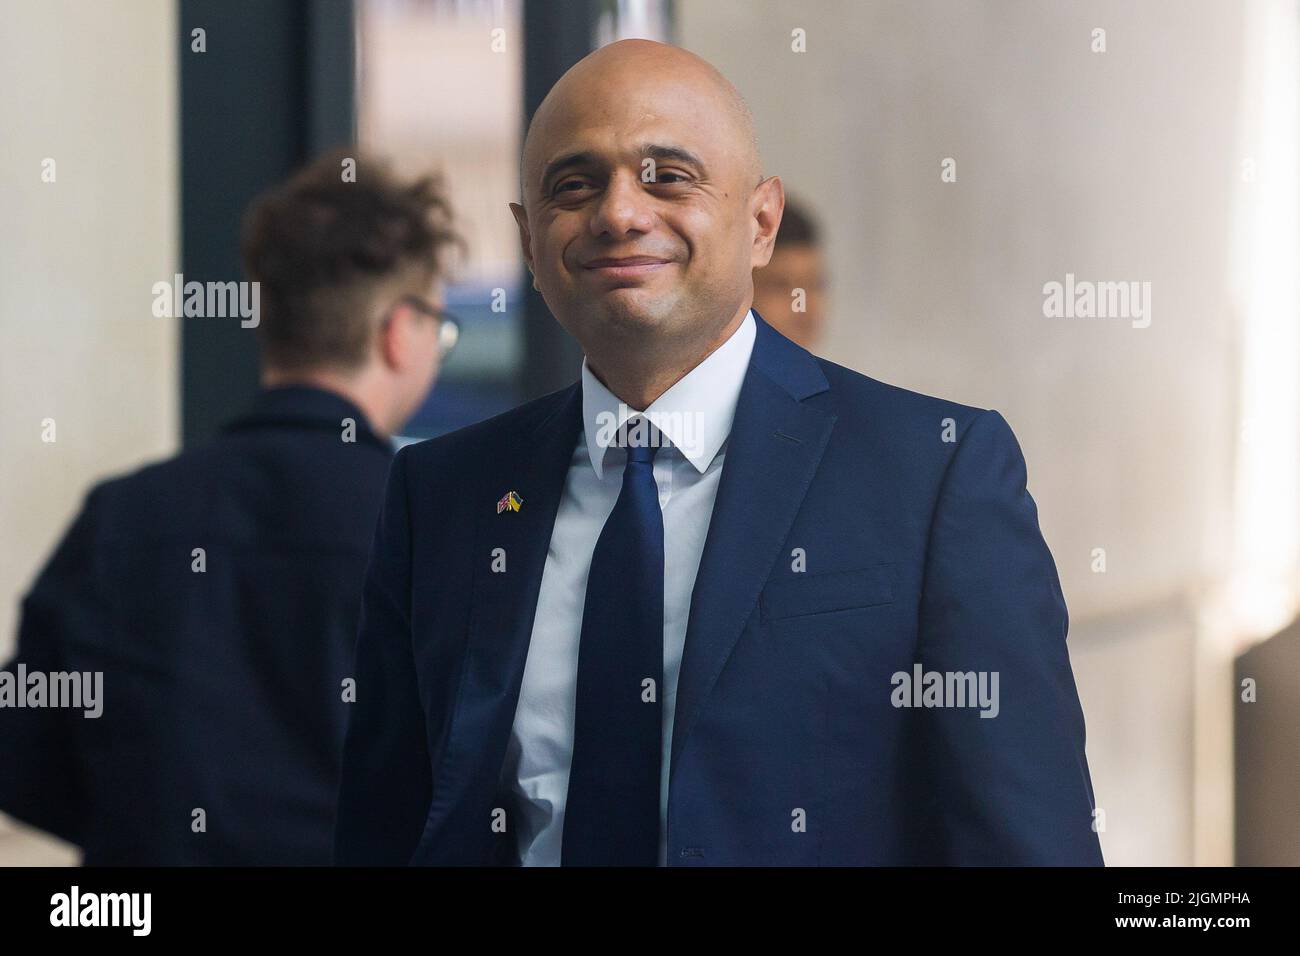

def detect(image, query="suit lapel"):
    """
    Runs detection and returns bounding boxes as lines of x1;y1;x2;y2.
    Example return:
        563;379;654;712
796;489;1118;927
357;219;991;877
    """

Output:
669;316;836;777
415;384;582;864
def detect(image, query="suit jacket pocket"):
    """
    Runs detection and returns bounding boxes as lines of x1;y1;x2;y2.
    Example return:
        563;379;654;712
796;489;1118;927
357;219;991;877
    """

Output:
760;562;897;621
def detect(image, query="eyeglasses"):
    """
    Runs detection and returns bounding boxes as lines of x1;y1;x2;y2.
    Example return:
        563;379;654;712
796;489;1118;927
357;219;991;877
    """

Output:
387;295;460;357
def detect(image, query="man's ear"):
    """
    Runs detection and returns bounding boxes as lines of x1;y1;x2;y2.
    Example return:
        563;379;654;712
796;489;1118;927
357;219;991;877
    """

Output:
749;176;785;270
378;302;410;372
509;202;538;288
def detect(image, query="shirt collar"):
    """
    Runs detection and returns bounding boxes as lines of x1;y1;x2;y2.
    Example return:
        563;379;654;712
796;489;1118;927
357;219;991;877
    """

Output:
581;310;756;478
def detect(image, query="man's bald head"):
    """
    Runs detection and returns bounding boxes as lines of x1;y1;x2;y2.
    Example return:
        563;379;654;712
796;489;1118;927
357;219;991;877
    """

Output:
521;40;762;200
508;39;784;408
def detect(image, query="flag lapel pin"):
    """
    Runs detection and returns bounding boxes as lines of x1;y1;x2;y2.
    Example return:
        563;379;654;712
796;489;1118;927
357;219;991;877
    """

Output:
496;490;523;514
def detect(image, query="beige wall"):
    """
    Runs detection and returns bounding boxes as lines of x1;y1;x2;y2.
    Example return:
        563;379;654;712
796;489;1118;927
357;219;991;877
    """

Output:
680;0;1255;864
0;0;179;863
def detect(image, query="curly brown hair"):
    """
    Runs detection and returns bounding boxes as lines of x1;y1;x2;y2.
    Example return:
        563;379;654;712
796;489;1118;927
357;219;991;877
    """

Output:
241;148;458;372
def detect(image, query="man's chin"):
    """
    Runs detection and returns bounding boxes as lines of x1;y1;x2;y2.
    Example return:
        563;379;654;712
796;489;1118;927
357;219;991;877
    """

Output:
595;289;677;332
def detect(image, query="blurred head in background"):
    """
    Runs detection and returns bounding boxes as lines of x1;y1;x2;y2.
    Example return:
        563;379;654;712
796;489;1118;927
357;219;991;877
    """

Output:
751;196;826;350
242;148;459;436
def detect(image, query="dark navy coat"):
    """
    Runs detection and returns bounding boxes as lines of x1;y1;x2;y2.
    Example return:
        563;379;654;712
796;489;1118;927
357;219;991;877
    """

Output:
335;314;1104;866
0;386;392;864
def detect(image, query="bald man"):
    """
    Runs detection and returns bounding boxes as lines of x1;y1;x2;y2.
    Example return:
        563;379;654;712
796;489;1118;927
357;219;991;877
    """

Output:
335;40;1104;866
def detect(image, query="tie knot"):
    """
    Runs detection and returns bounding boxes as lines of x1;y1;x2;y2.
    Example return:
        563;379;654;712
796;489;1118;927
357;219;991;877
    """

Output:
619;418;662;465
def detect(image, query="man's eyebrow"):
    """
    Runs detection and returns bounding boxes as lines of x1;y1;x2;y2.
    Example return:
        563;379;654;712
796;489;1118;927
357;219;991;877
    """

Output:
641;145;706;172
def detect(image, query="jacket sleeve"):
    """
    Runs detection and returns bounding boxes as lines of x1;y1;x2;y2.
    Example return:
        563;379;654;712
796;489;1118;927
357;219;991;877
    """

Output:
916;409;1104;864
0;489;103;847
334;446;433;864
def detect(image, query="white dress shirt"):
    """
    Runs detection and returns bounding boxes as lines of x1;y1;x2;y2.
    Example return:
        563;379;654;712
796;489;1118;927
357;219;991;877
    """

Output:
500;310;757;866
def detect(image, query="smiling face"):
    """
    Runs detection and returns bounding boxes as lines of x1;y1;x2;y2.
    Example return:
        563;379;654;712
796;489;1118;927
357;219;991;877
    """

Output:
512;41;783;369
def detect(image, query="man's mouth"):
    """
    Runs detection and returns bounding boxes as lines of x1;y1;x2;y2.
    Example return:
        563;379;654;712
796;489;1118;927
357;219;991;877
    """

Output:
581;256;672;280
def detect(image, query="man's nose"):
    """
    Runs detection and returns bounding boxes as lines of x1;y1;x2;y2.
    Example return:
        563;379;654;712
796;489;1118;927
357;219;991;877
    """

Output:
589;171;655;239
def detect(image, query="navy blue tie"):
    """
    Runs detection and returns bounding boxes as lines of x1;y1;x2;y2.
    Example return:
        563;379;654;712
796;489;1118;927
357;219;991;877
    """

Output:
562;422;665;866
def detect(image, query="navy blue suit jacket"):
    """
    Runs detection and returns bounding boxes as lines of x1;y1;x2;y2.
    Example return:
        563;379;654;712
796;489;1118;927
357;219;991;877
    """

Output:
0;386;392;864
335;314;1104;866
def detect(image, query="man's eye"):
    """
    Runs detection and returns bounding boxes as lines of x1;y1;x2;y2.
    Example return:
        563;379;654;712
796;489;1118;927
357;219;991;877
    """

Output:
554;180;589;195
652;171;688;184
